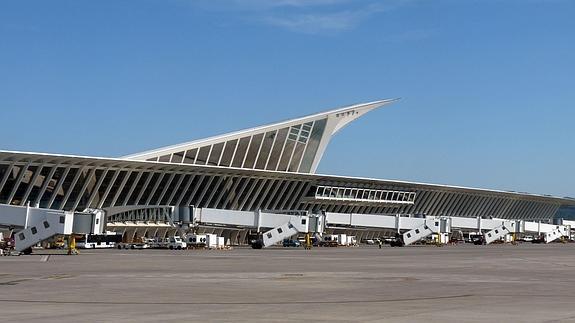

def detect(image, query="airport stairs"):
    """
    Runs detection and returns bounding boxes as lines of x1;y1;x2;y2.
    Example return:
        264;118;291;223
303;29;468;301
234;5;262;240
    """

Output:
402;218;450;246
483;220;524;244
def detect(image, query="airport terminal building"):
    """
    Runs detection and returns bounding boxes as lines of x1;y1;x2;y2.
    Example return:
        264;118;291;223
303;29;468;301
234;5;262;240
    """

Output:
1;100;574;246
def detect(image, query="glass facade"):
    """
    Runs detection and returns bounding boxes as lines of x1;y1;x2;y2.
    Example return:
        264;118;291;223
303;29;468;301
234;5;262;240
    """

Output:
195;146;211;165
313;185;416;204
277;139;295;172
555;205;575;220
244;133;263;169
299;118;327;173
255;131;276;169
219;140;237;167
131;119;327;174
183;149;197;164
208;142;224;166
266;128;288;170
0;158;569;222
232;137;250;168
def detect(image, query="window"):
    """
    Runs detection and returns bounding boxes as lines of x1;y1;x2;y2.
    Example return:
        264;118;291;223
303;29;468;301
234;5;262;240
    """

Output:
244;134;264;169
171;151;185;164
43;221;50;228
208;143;225;166
118;172;139;205
31;227;37;235
183;149;197;164
267;233;273;239
301;219;306;225
63;167;93;210
309;185;416;204
277;228;283;234
219;140;237;167
415;229;420;234
288;142;306;172
288;124;301;141
369;190;376;200
267;128;288;170
255;131;276;169
232;137;251;168
344;189;352;198
277;139;295;171
195;146;211;165
329;188;336;198
19;233;25;240
60;216;65;224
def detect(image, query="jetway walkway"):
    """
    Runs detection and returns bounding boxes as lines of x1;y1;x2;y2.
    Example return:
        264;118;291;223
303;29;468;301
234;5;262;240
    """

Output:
190;208;319;248
1;203;572;251
0;204;104;252
323;212;571;245
183;208;571;247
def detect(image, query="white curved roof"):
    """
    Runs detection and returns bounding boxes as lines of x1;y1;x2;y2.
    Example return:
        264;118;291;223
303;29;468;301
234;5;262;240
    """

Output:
122;99;398;174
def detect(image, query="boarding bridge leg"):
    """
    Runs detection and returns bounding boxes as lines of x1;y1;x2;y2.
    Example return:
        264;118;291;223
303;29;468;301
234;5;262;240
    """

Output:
0;203;103;254
14;211;72;252
402;218;450;246
253;216;310;249
484;220;522;245
543;225;570;243
313;232;323;244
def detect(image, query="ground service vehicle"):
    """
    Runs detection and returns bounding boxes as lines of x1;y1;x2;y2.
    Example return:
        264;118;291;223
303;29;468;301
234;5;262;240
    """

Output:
168;236;187;249
282;239;301;247
76;233;122;249
117;238;151;250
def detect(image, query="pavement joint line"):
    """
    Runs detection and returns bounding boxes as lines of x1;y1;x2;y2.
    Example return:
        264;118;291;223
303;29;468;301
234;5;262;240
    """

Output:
0;294;474;305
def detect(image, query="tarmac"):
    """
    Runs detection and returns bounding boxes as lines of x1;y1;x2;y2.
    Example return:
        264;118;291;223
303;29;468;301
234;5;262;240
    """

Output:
1;243;575;322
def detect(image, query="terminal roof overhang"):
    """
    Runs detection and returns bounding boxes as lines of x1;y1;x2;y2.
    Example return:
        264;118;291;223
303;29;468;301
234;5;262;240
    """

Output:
0;150;573;206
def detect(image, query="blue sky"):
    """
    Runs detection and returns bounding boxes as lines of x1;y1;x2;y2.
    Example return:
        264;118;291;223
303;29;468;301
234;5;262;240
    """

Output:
0;0;573;197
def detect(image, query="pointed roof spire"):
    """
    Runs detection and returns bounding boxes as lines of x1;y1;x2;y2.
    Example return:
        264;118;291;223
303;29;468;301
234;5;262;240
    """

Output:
122;99;398;173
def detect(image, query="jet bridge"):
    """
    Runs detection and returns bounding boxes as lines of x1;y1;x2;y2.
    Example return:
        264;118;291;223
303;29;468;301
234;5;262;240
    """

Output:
189;208;321;248
187;209;571;246
0;204;104;253
2;203;572;251
323;212;570;245
524;221;571;243
323;212;451;246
